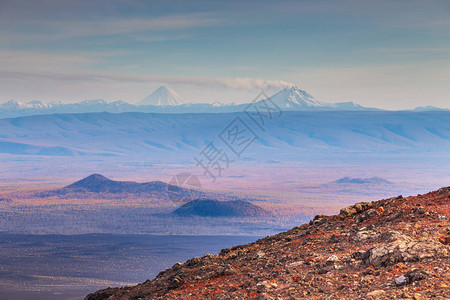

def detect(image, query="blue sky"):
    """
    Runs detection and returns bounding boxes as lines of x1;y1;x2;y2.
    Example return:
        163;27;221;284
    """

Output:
1;0;449;109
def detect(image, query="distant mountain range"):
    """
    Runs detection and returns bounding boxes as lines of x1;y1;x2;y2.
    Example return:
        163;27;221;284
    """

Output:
333;177;393;185
38;174;256;207
0;86;386;118
1;110;449;158
63;173;169;194
2;85;448;118
412;105;450;112
173;199;270;218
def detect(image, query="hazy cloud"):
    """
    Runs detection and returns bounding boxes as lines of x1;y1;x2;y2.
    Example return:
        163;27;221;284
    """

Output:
1;13;222;43
0;70;293;91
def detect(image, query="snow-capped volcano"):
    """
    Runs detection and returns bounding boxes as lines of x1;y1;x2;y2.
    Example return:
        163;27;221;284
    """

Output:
258;86;379;111
266;86;328;109
137;86;185;106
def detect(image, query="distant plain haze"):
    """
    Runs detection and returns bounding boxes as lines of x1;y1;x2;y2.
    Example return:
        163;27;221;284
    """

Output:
1;0;450;109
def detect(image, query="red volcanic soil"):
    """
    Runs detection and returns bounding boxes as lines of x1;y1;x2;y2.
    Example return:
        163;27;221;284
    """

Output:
86;187;449;300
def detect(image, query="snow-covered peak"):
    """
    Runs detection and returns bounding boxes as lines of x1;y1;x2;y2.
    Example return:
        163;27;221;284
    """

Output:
0;99;50;110
26;100;49;108
413;105;449;112
137;86;185;106
1;99;23;109
211;101;239;107
266;86;328;109
76;99;108;105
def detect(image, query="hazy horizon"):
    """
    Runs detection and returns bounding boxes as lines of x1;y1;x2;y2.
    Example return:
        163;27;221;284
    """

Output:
1;0;450;109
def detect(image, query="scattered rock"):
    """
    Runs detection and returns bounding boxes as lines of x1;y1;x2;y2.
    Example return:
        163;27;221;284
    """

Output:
356;208;377;223
355;229;378;242
354;202;373;213
328;234;339;243
255;294;274;300
326;255;339;263
394;275;407;286
437;186;450;195
256;281;278;292
185;257;202;267
439;235;450;245
340;202;374;219
313;214;327;220
340;206;357;219
351;251;365;260
167;275;184;290
362;231;447;267
255;251;266;259
394;269;428;286
367;289;386;297
405;269;428;283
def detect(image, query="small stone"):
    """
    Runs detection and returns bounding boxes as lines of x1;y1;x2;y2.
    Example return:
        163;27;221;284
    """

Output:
367;290;386;297
340;206;358;219
405;269;428;283
362;231;447;267
255;251;266;259
439;235;450;245
255;294;274;300
326;255;339;263
328;234;339;243
288;261;303;268
394;275;407;286
256;281;277;292
313;214;327;220
353;202;373;213
378;206;384;213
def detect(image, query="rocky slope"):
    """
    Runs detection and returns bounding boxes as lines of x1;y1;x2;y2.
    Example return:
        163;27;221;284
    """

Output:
86;187;450;300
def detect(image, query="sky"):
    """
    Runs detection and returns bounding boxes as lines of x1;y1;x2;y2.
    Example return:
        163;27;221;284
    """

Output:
0;0;449;109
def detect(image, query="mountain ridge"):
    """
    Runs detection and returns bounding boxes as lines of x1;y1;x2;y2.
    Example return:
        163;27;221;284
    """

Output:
40;174;174;198
1;111;449;158
3;85;448;118
333;177;393;185
0;86;380;118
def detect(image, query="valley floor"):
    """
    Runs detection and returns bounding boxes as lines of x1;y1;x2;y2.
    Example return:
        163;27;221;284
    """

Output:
0;234;260;300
